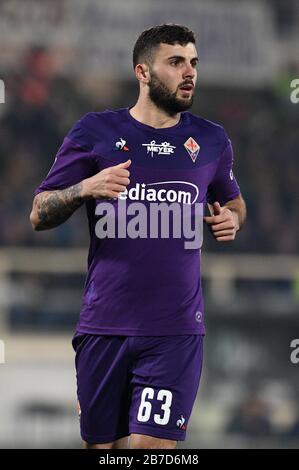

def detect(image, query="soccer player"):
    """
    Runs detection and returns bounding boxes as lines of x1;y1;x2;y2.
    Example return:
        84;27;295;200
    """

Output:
30;24;246;449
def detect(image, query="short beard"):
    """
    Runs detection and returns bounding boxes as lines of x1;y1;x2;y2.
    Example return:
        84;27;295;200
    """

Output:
148;70;193;116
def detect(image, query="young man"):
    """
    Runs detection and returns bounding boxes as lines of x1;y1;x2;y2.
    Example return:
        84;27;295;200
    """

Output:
30;24;246;449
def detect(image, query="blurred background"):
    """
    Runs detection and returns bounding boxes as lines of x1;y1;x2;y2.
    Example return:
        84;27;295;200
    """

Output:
0;0;298;449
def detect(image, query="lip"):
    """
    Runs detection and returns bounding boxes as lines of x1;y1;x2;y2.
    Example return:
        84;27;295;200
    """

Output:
179;87;193;95
179;84;194;91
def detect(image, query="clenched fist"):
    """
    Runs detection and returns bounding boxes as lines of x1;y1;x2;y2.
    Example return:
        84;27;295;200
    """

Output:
204;201;239;242
82;159;131;200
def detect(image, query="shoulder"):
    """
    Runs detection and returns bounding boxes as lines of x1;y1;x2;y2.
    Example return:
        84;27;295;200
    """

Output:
79;108;126;129
67;108;126;150
184;111;229;148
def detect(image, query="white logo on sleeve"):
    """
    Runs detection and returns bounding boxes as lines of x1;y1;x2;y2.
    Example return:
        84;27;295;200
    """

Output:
195;311;202;322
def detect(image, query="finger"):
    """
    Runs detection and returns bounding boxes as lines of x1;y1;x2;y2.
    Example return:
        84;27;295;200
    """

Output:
204;214;227;224
110;168;131;178
109;183;128;193
212;201;222;215
100;173;130;186
203;216;215;224
114;159;131;169
111;176;130;186
101;190;120;199
215;235;235;242
211;222;235;231
213;229;235;237
95;168;130;179
212;213;231;224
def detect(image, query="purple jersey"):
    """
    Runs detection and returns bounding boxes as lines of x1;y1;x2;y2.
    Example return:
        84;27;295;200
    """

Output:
34;108;240;336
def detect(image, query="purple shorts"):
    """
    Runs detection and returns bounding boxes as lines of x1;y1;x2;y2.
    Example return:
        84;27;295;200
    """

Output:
72;334;204;444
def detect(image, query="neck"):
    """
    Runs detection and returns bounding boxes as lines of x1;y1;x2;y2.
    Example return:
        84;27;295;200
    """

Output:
129;95;181;129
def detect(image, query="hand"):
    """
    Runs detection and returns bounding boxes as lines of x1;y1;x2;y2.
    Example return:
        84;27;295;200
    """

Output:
203;201;239;242
82;159;131;200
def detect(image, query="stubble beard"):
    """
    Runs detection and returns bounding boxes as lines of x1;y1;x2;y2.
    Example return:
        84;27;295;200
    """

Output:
148;70;194;117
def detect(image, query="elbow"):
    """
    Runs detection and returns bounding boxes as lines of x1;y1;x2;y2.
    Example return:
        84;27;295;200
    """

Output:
29;210;41;231
30;194;44;231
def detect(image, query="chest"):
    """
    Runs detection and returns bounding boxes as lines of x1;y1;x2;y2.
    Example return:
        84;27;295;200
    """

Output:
92;130;221;203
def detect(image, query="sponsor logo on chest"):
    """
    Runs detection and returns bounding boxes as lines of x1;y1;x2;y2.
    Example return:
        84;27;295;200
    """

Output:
142;140;176;157
119;181;199;205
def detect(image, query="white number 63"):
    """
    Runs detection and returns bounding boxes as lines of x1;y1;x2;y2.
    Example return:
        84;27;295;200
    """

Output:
137;387;173;425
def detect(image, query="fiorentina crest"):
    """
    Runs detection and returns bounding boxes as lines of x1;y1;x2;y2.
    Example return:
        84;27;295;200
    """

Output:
184;137;200;163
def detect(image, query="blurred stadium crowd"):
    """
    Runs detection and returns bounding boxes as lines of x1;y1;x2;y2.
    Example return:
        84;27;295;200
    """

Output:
0;46;298;253
0;0;298;449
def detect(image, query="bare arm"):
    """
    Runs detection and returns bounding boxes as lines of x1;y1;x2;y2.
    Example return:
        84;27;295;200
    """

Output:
223;194;247;231
30;182;86;231
30;159;131;231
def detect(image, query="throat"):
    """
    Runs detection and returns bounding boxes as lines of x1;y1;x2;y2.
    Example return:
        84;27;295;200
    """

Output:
129;105;181;129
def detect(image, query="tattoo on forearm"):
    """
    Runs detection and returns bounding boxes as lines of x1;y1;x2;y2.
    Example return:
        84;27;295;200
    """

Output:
35;183;84;229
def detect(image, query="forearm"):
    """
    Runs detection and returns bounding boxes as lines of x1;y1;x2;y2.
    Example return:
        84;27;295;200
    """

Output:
30;159;131;231
224;195;246;231
30;181;88;231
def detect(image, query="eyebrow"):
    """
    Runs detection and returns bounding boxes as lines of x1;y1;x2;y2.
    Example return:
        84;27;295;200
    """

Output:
167;55;199;62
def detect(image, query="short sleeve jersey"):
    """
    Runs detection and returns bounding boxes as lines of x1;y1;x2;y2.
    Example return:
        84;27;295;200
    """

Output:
35;108;240;336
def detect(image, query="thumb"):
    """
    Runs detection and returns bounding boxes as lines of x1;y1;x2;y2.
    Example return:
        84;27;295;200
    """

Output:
212;201;222;215
116;159;131;169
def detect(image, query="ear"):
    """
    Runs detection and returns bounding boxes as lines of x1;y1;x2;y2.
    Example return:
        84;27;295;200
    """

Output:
135;63;150;84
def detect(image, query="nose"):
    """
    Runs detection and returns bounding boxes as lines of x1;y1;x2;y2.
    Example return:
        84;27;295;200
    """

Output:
183;63;196;80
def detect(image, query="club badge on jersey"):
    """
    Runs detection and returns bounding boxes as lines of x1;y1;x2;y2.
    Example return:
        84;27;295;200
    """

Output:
184;137;200;163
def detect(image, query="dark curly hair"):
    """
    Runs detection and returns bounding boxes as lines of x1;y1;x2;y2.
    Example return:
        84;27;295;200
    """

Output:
133;24;196;69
